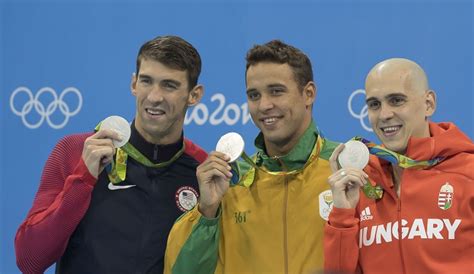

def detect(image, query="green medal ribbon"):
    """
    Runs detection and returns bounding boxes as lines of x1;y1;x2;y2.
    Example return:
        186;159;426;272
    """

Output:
351;136;444;199
362;182;384;200
95;122;185;184
235;136;323;187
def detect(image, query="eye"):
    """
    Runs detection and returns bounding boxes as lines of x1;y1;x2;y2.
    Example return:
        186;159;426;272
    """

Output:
247;91;261;101
161;81;179;90
389;96;406;106
269;88;284;96
139;77;152;85
367;100;380;110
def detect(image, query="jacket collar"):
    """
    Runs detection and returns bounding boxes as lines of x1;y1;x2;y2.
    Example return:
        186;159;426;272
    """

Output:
129;120;184;164
253;120;318;172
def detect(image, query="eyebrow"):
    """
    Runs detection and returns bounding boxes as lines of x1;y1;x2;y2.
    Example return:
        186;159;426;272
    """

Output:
138;74;152;79
246;88;257;94
365;92;407;104
162;79;182;87
365;97;377;104
246;83;287;94
385;93;407;99
267;83;286;89
138;74;182;87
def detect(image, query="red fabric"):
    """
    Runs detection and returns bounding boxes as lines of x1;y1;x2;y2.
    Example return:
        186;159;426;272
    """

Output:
324;122;474;274
15;133;97;274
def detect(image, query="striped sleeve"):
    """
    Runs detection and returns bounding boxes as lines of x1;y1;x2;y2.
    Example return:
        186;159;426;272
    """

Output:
15;133;97;274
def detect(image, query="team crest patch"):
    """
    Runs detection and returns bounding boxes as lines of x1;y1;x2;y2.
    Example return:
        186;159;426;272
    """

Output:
175;186;199;212
319;190;334;221
438;182;454;210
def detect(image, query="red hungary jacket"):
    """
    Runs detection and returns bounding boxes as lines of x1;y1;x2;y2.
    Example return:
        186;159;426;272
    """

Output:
324;122;474;274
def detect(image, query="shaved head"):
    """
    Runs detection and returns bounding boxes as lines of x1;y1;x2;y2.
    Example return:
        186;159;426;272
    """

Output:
366;58;429;95
364;58;436;154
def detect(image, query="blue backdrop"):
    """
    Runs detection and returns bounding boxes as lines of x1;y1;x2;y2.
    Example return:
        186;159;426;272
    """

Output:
1;0;473;273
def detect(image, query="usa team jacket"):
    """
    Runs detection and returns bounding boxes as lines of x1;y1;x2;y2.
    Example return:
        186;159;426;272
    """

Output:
15;122;207;274
324;122;474;274
165;121;339;274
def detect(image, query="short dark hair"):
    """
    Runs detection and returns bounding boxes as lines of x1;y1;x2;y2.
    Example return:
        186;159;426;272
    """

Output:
136;35;201;90
245;40;313;90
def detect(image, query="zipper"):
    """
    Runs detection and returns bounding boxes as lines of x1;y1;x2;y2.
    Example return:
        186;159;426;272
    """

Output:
153;145;159;161
397;176;407;274
135;167;160;273
278;158;289;274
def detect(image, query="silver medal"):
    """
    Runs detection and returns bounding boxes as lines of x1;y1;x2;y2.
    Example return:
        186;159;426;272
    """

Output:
216;132;245;163
100;116;131;148
338;140;369;170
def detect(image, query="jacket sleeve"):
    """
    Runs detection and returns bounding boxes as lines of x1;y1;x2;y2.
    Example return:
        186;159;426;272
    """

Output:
165;205;220;274
14;135;97;274
324;207;361;273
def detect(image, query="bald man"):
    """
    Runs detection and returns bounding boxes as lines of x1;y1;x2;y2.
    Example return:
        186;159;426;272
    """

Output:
324;58;474;274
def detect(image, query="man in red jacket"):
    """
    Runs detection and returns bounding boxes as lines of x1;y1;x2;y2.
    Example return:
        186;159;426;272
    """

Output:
15;35;207;274
324;58;474;274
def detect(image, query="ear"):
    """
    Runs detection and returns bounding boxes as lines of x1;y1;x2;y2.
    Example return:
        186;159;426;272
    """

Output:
187;84;204;106
303;81;317;107
131;73;138;96
424;90;436;117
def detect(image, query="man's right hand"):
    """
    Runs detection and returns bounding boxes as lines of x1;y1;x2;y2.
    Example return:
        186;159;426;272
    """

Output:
196;151;233;218
327;144;368;209
82;129;121;179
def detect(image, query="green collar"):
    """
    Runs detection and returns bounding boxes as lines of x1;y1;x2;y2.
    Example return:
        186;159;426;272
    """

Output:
253;120;318;172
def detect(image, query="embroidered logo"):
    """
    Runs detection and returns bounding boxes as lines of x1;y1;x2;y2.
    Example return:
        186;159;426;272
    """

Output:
360;206;374;222
319;190;333;221
175;186;198;212
438;182;454;210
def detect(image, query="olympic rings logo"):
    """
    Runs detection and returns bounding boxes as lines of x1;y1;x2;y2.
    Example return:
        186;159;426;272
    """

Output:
10;86;83;129
348;89;373;132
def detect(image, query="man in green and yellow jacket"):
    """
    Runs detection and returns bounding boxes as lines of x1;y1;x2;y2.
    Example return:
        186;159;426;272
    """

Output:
165;40;338;274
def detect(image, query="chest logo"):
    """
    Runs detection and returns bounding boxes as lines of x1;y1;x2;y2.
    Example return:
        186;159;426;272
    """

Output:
438;182;454;210
319;190;334;221
108;182;136;191
175;186;199;212
360;206;374;222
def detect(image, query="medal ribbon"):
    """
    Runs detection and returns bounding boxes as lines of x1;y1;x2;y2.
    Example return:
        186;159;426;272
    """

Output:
238;135;322;179
353;136;444;168
351;136;444;199
95;122;185;184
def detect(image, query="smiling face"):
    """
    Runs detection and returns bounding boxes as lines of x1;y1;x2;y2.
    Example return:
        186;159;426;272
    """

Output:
246;62;315;156
365;58;436;154
131;58;202;144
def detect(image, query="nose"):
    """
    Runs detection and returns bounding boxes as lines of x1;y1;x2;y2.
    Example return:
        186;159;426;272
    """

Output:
379;103;394;120
258;94;274;112
147;86;164;104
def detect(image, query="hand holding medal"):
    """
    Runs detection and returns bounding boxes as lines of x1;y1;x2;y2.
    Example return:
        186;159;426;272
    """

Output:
328;140;380;209
337;140;383;200
196;132;245;218
83;115;130;178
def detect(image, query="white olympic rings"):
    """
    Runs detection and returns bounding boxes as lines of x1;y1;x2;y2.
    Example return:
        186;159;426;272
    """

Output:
348;89;373;132
10;86;83;129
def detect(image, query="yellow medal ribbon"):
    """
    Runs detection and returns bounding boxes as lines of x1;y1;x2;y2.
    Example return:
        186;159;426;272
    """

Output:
95;122;185;184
